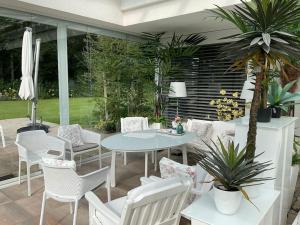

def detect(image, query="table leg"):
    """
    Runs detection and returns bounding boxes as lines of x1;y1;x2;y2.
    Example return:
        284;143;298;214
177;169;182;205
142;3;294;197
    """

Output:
145;152;148;177
154;151;158;171
182;145;188;165
111;151;116;187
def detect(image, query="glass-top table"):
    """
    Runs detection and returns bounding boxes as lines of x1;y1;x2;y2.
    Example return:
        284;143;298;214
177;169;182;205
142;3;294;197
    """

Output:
102;130;196;187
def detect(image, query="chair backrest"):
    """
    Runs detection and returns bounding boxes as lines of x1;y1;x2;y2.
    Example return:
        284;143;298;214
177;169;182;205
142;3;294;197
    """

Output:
120;117;148;133
16;130;49;153
120;176;192;225
41;158;82;200
57;124;84;147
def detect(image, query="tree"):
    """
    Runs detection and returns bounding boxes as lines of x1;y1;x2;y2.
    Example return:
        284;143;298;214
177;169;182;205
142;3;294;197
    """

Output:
141;32;206;120
212;0;300;160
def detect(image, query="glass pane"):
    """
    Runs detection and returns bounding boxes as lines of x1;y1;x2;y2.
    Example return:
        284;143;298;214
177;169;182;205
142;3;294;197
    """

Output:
0;14;58;181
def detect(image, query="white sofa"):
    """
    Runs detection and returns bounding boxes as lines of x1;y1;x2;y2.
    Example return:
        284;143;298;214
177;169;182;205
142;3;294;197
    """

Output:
185;119;236;153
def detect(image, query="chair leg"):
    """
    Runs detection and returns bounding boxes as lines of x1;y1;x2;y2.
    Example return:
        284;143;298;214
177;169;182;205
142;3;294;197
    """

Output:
124;152;127;166
154;151;158;172
99;148;102;169
182;145;188;165
72;200;79;225
70;202;73;214
18;159;21;184
39;192;46;225
26;162;31;197
151;151;155;164
106;174;111;202
168;148;171;159
145;152;148;177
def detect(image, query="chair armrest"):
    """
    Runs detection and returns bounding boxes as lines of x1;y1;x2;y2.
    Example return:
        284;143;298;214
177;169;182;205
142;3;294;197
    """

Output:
80;166;111;197
85;192;120;225
140;176;163;185
15;142;28;159
45;136;66;155
56;136;72;150
81;129;101;145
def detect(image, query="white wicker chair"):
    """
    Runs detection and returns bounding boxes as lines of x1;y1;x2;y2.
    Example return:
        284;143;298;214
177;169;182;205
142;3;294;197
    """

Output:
15;130;65;196
121;117;155;167
0;124;5;148
85;176;192;225
57;124;102;168
39;158;111;225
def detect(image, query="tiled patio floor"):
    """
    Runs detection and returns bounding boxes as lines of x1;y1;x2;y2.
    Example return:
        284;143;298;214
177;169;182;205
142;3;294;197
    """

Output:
0;150;191;225
0;118;299;225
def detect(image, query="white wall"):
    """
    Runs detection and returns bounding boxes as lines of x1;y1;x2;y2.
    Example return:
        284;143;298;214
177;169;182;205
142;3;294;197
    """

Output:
0;0;123;27
123;0;242;26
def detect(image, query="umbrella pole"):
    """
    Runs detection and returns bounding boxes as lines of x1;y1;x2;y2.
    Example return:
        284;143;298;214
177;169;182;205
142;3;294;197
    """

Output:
31;38;41;127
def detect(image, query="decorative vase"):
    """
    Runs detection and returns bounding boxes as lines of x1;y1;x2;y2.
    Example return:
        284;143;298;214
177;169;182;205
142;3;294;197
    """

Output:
213;185;242;215
271;107;282;118
176;123;184;134
257;107;272;122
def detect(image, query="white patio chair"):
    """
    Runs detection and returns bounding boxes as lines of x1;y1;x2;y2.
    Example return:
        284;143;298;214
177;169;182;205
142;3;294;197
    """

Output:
121;117;156;167
57;124;102;168
15;130;65;196
85;176;192;225
293;211;300;225
39;158;111;225
0;124;5;148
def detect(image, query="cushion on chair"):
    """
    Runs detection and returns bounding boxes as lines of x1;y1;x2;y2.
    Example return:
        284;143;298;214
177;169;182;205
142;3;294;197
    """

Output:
72;143;99;152
59;124;84;147
211;121;235;148
121;117;143;133
186;119;213;151
159;157;197;182
42;158;76;170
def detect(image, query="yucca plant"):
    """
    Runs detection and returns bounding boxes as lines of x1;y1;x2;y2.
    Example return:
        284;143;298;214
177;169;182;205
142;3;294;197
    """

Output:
212;0;300;160
268;80;300;111
194;139;273;198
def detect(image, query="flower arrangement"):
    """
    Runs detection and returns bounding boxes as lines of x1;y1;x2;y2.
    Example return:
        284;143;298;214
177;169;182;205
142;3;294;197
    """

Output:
209;89;244;121
174;116;181;124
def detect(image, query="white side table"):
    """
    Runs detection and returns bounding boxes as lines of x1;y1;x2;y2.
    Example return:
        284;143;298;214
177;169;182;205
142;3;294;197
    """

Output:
181;190;280;225
0;125;5;148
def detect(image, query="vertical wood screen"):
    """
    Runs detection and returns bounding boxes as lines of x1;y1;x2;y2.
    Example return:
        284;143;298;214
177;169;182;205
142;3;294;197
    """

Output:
165;43;246;122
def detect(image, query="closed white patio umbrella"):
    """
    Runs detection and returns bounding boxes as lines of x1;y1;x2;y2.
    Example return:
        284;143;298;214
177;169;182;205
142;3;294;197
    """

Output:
18;27;34;100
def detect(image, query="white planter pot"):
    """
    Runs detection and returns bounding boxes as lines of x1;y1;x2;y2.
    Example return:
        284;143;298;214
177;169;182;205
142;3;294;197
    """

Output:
288;165;299;209
213;185;242;215
150;123;162;130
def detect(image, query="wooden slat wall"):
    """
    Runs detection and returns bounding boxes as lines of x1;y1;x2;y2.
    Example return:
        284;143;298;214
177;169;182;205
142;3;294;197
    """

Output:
165;43;246;122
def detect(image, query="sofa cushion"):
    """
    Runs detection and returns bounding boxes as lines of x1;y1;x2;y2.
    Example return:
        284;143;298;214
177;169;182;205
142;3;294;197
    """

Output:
59;124;84;147
187;119;213;151
72;143;99;152
211;121;235;148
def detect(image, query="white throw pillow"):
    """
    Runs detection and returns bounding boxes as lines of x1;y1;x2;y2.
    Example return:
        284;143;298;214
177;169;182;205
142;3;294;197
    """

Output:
211;121;235;148
59;124;84;147
188;119;213;151
160;157;197;182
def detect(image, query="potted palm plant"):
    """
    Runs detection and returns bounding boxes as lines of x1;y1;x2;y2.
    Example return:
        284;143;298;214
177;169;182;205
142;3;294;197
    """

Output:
194;139;273;215
212;0;300;160
268;80;300;118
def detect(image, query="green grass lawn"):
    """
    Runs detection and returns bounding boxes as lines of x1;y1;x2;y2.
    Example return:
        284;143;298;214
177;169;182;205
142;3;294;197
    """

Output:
0;97;97;126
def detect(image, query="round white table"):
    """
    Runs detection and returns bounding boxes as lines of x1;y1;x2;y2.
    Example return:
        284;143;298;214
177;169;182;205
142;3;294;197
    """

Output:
101;130;196;187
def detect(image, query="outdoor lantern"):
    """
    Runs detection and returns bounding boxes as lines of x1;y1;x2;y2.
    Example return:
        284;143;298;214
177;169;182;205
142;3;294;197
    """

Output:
168;82;187;116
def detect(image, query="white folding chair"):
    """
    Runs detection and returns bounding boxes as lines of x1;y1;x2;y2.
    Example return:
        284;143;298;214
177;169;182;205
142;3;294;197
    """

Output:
39;158;111;225
85;176;192;225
